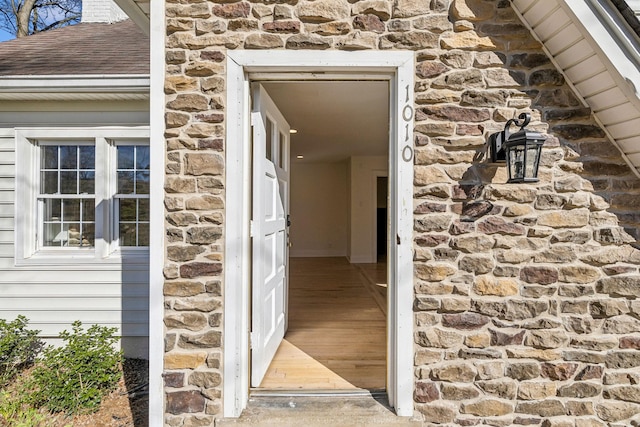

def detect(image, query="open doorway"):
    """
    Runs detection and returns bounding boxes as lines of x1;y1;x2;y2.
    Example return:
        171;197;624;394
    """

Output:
222;50;415;418
251;81;389;392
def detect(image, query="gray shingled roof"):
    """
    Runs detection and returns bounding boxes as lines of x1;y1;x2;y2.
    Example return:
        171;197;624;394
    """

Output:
0;19;148;76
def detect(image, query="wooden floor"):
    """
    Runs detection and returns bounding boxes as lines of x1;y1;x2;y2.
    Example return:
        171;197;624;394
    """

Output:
258;257;387;390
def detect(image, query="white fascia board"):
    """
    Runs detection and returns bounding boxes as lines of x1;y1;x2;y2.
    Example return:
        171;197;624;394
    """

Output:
560;0;640;106
113;0;150;35
0;75;150;94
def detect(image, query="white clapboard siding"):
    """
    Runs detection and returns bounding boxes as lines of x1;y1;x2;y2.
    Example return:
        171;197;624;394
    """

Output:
0;282;148;297
0;151;15;164
0;164;14;176
0;121;150;358
0;268;148;283
0;244;14;257
0;310;148;324
32;324;148;339
513;0;640;174
0;204;13;217
0;297;148;311
0;191;13;203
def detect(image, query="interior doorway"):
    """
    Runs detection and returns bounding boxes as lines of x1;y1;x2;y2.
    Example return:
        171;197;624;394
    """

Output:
251;81;389;392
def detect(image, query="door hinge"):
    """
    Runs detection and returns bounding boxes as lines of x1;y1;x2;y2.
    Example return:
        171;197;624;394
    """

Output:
250;331;256;349
250;220;255;237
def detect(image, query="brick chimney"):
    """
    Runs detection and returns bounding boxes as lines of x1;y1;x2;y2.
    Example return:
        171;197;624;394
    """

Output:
81;0;128;23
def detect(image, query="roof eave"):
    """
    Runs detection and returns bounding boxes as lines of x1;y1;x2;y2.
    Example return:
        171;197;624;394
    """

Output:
513;0;640;178
113;0;149;35
0;74;150;100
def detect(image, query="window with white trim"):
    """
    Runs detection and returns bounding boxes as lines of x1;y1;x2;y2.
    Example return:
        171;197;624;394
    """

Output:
15;128;150;264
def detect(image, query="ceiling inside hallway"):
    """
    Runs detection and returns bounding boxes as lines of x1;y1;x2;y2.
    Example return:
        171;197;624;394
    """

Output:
262;81;389;163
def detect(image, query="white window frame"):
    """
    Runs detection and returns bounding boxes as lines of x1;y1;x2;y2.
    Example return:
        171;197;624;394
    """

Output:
15;127;150;266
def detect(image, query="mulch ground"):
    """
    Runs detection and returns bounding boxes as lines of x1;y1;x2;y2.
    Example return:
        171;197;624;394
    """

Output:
0;359;148;427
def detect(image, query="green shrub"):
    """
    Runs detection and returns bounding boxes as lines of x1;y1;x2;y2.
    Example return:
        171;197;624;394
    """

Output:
0;391;48;427
0;316;43;387
28;321;122;414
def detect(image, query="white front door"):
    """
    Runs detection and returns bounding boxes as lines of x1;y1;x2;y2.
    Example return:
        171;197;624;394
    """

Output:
250;84;290;387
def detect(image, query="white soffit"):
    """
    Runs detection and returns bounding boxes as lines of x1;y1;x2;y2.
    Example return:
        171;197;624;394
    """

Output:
512;0;640;176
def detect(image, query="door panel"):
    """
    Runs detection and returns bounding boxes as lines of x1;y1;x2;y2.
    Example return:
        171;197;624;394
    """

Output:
251;84;290;387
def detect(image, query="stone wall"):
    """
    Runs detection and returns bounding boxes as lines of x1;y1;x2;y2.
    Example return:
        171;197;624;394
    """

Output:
161;0;640;425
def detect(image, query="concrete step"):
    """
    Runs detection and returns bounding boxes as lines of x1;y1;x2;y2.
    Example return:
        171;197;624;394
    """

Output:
215;393;423;427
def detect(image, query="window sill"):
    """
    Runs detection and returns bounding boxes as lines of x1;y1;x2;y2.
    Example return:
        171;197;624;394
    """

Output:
15;249;150;269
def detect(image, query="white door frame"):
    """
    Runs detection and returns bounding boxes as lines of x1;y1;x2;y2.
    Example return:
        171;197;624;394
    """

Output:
224;50;415;418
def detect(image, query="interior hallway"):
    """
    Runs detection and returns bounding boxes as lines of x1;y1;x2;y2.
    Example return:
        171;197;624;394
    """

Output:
258;257;387;390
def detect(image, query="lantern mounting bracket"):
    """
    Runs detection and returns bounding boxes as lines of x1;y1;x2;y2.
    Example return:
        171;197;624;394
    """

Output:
488;112;531;163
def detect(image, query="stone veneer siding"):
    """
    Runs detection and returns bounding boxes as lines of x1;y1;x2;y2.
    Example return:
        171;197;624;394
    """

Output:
162;0;640;425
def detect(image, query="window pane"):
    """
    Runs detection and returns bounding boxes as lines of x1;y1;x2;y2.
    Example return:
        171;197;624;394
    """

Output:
43;223;62;247
60;146;77;169
81;223;95;247
79;171;95;194
62;199;80;221
139;198;149;221
60;171;77;194
266;119;273;161
119;223;136;246
118;171;135;194
136;146;150;170
79;146;95;169
279;132;286;168
82;199;94;221
119;199;137;221
43;199;61;221
41;171;58;194
138;223;149;246
136;171;150;194
118;146;135;169
65;223;81;247
42;146;58;169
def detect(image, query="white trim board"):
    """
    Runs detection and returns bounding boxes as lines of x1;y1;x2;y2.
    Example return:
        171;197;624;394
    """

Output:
147;0;166;424
224;50;414;419
0;75;150;101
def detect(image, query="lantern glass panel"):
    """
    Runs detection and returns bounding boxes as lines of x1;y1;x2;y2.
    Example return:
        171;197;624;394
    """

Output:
507;144;526;181
525;142;541;179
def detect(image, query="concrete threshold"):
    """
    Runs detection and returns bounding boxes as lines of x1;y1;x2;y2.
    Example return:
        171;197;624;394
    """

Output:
215;392;423;427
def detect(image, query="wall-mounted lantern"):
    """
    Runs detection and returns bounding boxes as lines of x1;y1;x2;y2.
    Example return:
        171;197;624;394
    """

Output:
488;112;544;183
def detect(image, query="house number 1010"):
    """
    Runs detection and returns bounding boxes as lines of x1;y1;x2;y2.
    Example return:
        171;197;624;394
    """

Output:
402;84;413;163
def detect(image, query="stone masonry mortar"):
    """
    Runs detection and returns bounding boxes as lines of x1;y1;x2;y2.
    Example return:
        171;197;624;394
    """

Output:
161;0;640;425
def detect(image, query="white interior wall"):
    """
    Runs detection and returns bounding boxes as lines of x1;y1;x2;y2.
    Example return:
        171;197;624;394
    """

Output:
349;156;387;264
289;161;348;257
